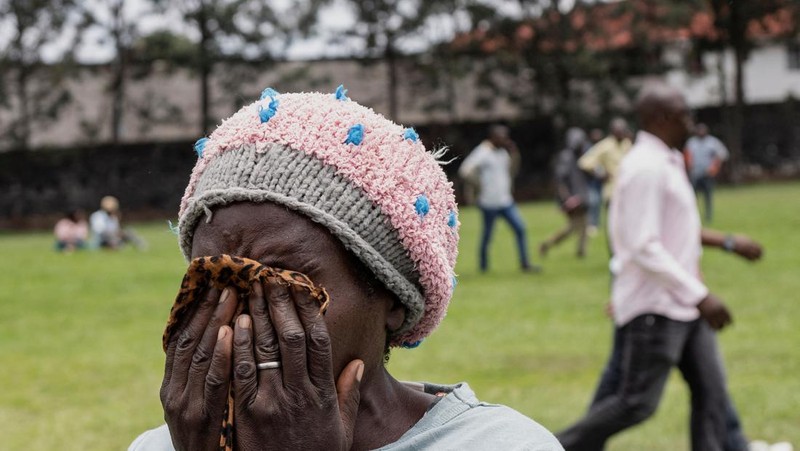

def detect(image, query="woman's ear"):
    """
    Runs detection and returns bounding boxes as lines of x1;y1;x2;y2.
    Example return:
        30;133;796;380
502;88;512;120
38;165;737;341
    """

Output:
385;298;406;333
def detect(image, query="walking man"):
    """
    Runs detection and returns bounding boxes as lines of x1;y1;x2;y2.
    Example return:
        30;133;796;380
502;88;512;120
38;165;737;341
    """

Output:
686;123;729;223
459;125;539;273
539;128;590;259
557;83;762;450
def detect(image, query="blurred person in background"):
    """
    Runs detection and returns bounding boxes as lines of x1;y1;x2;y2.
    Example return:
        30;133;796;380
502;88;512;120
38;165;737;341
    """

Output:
53;209;88;252
459;125;540;273
557;82;763;451
584;128;605;236
685;123;729;223
90;195;146;250
578;118;632;212
539;128;590;259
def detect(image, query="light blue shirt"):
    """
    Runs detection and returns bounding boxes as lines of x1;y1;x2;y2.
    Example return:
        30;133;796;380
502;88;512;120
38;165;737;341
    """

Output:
686;135;729;180
129;382;562;451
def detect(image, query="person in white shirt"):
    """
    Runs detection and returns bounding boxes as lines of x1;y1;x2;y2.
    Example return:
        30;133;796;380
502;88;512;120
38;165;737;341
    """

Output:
458;125;540;273
90;195;146;250
557;83;762;450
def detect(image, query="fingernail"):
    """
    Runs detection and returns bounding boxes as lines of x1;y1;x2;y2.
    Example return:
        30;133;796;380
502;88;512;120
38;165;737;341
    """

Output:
220;287;232;304
237;315;251;328
356;362;364;382
218;327;228;339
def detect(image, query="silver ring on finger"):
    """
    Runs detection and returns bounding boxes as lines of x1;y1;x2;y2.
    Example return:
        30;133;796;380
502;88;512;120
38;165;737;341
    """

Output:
256;361;281;370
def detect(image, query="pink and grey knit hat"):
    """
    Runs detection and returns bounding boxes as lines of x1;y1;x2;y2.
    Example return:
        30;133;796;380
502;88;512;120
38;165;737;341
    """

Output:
177;86;459;347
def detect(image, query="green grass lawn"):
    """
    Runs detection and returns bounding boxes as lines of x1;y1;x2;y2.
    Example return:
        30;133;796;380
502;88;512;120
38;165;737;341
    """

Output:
1;182;798;450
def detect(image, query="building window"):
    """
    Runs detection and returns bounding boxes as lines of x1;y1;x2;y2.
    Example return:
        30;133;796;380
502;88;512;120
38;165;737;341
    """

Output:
788;42;800;70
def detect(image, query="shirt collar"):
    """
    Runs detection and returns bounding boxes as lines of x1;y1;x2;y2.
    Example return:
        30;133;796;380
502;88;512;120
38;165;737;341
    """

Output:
635;131;685;167
482;139;498;151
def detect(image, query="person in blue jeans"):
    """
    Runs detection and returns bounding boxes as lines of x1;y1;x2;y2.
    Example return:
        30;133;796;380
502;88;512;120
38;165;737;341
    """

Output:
459;125;541;273
685;123;729;223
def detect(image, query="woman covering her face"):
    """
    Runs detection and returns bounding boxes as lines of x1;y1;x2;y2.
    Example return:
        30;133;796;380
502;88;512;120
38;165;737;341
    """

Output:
130;87;561;451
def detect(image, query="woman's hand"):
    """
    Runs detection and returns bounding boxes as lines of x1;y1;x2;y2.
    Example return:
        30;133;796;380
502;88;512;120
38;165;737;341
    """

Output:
161;286;238;451
232;281;364;451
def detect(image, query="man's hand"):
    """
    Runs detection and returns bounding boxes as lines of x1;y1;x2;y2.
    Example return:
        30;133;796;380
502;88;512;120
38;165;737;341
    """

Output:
707;159;722;177
563;195;583;213
701;229;764;261
502;137;519;153
697;293;732;331
732;235;763;261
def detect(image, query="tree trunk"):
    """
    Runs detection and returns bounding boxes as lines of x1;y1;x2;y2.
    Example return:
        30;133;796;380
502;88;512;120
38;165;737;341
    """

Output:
728;46;746;183
444;55;458;122
727;1;746;183
11;8;31;150
386;35;398;121
717;51;735;180
110;0;125;143
198;5;212;135
16;65;31;150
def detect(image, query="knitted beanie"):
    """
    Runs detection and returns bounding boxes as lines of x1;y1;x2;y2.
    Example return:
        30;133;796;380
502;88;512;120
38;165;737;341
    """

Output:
177;86;459;347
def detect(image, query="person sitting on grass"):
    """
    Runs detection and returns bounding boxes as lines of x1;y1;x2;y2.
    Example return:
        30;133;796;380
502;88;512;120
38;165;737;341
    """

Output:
90;196;146;250
54;209;88;252
129;87;563;450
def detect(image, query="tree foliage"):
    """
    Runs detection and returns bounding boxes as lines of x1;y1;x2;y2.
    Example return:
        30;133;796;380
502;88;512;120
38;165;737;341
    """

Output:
338;0;470;120
0;0;79;149
75;0;150;143
152;0;330;134
699;0;799;178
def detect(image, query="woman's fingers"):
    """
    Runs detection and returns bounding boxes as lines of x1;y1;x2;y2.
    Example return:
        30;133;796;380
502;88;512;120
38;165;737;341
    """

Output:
188;287;237;394
233;314;259;406
292;285;334;392
204;325;233;413
249;281;282;390
266;281;310;391
170;287;221;393
336;359;364;445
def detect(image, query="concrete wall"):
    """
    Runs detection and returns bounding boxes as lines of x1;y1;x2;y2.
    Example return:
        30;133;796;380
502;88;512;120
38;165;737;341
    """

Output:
0;118;560;229
0;59;525;151
667;43;800;109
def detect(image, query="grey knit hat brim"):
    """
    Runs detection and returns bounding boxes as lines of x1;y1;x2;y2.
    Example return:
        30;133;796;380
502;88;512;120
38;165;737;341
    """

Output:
178;143;425;337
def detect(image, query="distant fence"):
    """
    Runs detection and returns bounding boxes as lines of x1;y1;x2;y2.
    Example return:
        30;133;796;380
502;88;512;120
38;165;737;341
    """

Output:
0;142;196;229
0;119;559;230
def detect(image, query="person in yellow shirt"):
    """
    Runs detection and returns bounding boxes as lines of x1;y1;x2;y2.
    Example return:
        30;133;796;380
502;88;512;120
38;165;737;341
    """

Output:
577;118;632;209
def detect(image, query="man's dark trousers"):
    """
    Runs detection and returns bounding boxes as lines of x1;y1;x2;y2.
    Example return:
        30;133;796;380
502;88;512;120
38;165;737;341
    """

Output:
557;314;729;451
